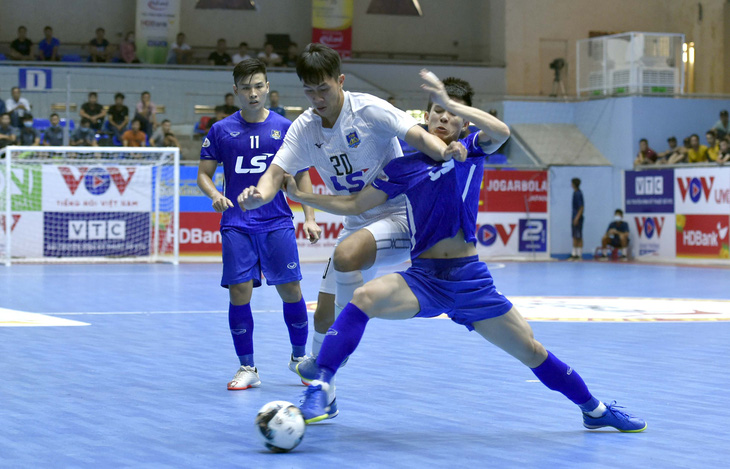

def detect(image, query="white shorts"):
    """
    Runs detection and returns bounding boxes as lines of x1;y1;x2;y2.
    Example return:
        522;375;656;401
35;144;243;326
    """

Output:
319;214;411;295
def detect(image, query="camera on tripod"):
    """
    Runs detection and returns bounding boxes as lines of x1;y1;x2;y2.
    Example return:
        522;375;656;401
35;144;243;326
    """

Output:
549;58;565;71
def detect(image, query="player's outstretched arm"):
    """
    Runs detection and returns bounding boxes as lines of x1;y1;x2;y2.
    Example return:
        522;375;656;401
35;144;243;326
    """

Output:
404;124;467;163
282;174;387;216
420;69;510;154
197;159;234;212
238;163;286;211
293;170;322;244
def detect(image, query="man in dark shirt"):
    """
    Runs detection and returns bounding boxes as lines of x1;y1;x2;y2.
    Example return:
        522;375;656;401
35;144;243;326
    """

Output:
80;92;107;131
42;113;64;146
10;26;33;61
214;93;239;116
107;92;130;141
71;118;97;146
18;115;40;146
208;39;232;66
89;27;113;63
268;90;286;117
0;113;19;149
599;209;630;260
569;177;584;261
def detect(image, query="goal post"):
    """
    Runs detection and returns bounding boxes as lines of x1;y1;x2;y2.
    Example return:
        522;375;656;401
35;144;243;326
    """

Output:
1;145;179;265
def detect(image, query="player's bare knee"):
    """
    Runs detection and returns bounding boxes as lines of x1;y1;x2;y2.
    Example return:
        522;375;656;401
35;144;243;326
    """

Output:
350;285;375;313
276;282;302;303
332;248;364;272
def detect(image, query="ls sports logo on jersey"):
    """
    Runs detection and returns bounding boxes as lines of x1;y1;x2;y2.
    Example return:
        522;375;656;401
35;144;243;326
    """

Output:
270;129;282;140
346;130;360;148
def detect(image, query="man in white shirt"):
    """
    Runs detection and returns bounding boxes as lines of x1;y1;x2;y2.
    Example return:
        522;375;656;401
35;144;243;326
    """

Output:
167;32;192;65
5;87;32;128
239;44;465;412
257;42;282;67
232;42;252;64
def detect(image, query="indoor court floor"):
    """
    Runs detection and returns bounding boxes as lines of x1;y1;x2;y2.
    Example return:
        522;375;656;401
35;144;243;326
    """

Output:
1;260;728;468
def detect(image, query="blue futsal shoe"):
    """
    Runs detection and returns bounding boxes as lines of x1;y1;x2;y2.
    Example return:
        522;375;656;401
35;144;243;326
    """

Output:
295;355;348;385
582;401;647;432
299;380;338;424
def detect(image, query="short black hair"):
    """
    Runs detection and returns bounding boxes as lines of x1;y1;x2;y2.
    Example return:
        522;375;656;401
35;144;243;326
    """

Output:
217;38;226;44
615;208;624;216
571;178;581;188
18;26;26;32
114;92;125;100
270;90;279;95
233;58;267;85
161;119;171;124
427;77;474;111
667;136;677;142
0;112;10;119
141;91;150;97
225;92;234;98
239;41;248;47
50;113;59;119
639;138;648;144
96;27;105;33
720;110;728;117
131;117;143;126
88;92;98;98
689;133;700;141
22;114;34;121
296;43;341;84
706;129;717;138
44;26;52;32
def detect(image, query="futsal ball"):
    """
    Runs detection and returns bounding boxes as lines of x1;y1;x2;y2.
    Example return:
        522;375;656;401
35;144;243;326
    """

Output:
254;401;306;453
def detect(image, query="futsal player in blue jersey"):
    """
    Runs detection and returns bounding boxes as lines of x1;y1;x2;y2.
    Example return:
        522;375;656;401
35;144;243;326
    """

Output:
197;59;321;390
284;70;647;432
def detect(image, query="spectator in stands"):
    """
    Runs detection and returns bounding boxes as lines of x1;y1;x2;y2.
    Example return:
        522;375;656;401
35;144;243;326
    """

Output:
37;26;60;61
666;137;691;164
9;26;33;61
207;108;227;131
42;113;64;146
5;87;32;128
216;93;239;116
712;110;729;140
257;42;282;66
80;92;107;131
167;32;193;65
122;118;147;147
282;42;299;67
135;91;157;135
18;115;40;146
232;42;252;64
209;39;232;66
687;134;709;163
107;92;130;141
120;32;140;64
150;119;180;147
569;177;584;261
0;113;19;150
634;138;658;166
598;209;630;260
706;130;720;162
0;88;6;116
718;137;730;164
268;90;286;117
657;136;681;164
71;118;98;146
89;27;114;63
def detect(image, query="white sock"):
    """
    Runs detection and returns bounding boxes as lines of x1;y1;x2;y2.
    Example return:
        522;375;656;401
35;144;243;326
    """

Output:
571;247;577;257
586;401;607;418
334;270;363;320
311;331;326;357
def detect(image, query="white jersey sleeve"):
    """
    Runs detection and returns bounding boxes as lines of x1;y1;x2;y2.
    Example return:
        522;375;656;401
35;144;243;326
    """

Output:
272;117;310;173
359;100;418;140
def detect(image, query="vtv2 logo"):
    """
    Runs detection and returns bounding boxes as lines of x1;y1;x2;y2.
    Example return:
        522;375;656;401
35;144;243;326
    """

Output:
634;216;665;239
635;175;664;195
678;176;714;203
58;167;136;195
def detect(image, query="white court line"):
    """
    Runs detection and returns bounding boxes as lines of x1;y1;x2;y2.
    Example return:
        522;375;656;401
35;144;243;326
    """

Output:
43;310;280;316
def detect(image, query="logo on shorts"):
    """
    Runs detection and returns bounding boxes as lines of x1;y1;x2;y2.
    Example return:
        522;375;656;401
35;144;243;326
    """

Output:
229;132;240;137
566;367;573;375
346;130;360;148
202;137;210;148
326;329;338;336
270;129;282;140
287;262;298;269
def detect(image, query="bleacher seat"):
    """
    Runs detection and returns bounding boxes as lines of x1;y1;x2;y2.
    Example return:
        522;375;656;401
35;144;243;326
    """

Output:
59;119;75;130
33;118;51;131
0;54;6;61
61;54;83;62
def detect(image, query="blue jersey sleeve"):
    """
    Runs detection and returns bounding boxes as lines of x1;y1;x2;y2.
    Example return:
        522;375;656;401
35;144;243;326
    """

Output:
200;124;219;162
462;132;488;159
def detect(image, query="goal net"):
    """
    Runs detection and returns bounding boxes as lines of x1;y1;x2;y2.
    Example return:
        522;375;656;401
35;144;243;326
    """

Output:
1;145;179;265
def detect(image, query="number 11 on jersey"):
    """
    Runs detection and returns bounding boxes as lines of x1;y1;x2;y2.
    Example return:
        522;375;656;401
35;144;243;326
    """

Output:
250;135;259;149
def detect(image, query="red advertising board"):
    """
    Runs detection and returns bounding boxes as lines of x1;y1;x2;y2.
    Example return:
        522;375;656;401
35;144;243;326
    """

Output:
179;212;222;255
480;170;548;213
675;214;730;258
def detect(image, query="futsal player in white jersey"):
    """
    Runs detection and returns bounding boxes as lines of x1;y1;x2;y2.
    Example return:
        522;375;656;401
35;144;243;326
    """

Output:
240;43;464;389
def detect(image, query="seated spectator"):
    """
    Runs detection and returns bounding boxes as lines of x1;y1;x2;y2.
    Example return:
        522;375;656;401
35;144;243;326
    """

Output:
268;90;286;117
18;115;40;146
0;113;19;150
37;26;60;61
706;130;720;162
0;88;6;116
666;137;691;164
257;42;282;66
282;42;299;67
71;118;98;146
150;119;180;147
80;92;107;131
687;134;709;163
89;27;114;63
5;87;32;128
42;113;64;146
10;26;33;61
215;93;239;116
134;91;157;135
120;32;140;64
107;92;130;141
599;209;630;260
167;32;193;64
206;108;227;132
232;42;252;64
718;137;730;164
712;110;729;140
209;39;232;66
634;138;658;166
122;119;147;147
657;136;681;163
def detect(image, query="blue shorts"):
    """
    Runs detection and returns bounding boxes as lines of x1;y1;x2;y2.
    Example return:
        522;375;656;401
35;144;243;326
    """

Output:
572;217;583;240
398;256;513;331
220;227;302;288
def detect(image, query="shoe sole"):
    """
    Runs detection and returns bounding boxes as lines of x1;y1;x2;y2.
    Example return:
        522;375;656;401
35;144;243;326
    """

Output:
304;410;338;424
227;381;261;391
295;361;315;385
583;422;647;432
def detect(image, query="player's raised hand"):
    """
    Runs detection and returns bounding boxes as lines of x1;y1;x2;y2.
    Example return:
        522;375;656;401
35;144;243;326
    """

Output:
420;69;449;109
212;194;234;213
238;186;265;211
443;141;467;162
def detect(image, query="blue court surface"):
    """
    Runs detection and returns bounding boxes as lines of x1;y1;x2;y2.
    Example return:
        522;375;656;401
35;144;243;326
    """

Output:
1;260;729;468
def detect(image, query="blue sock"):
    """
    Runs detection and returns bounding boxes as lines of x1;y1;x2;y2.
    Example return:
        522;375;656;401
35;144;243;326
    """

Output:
283;298;308;358
531;351;594;407
229;303;254;367
315;303;370;383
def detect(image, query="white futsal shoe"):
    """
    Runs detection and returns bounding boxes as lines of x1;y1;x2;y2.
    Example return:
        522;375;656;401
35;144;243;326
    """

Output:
288;354;306;374
227;365;261;390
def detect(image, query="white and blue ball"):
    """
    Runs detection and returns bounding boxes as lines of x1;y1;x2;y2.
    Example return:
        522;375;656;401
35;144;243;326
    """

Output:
254;401;306;453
